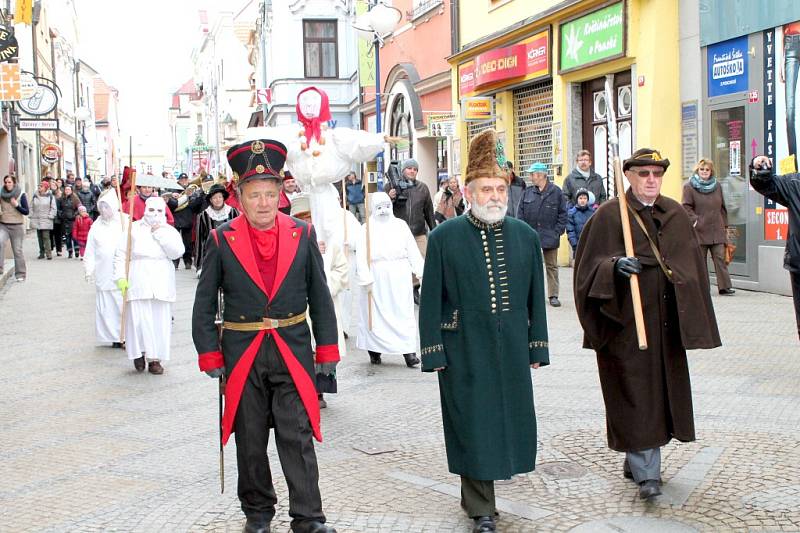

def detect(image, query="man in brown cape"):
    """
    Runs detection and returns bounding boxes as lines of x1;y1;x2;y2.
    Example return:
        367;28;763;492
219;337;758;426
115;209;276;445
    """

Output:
573;148;721;500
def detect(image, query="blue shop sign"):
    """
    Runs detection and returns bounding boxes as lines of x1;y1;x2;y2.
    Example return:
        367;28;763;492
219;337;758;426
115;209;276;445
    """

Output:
708;36;749;97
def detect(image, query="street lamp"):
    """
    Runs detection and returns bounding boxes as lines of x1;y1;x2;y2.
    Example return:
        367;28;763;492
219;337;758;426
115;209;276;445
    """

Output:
76;105;91;178
354;1;401;176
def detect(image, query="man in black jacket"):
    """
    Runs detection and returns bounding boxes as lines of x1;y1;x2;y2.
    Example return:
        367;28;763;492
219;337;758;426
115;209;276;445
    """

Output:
519;162;568;307
167;173;204;269
385;158;435;302
562;150;607;208
751;155;800;340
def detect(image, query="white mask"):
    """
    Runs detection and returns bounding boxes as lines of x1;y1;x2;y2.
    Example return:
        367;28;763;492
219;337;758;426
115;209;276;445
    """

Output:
143;197;167;226
370;192;393;219
374;201;392;217
298;91;322;118
99;202;115;222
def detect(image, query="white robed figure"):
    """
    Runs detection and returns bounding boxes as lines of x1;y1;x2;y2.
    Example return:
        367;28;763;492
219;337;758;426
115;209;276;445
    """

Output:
113;196;184;374
83;190;128;346
355;192;424;367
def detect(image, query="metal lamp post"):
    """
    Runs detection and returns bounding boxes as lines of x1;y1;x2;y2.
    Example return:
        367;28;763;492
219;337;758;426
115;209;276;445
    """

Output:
355;1;401;176
76;105;91;178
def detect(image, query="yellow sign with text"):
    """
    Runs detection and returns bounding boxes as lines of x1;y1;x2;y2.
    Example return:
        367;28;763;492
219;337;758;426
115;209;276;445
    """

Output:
462;97;494;121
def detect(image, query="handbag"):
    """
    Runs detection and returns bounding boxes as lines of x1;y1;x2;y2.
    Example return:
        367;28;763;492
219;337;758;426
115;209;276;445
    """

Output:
724;226;739;265
724;242;736;265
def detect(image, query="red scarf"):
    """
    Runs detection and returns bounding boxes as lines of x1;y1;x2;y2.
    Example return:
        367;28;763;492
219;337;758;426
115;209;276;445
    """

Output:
295;86;331;144
248;219;279;261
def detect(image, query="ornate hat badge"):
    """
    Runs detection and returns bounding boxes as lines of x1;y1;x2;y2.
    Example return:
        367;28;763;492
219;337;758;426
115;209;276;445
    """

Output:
251;140;265;154
255;164;266;174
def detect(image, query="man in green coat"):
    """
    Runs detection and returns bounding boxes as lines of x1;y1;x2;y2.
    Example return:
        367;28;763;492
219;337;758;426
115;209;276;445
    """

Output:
419;129;550;533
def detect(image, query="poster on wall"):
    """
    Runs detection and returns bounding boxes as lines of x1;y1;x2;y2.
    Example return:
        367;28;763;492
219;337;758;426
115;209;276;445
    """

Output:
762;22;797;241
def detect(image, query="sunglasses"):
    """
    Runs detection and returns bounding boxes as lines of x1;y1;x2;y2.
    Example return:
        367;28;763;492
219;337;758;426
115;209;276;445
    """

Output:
635;169;665;178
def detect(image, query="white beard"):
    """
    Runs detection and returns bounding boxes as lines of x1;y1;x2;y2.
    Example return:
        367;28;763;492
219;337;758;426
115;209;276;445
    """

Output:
470;201;507;224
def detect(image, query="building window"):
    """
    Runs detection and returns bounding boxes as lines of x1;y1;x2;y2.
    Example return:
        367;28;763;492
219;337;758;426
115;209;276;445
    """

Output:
303;20;338;78
437;138;448;173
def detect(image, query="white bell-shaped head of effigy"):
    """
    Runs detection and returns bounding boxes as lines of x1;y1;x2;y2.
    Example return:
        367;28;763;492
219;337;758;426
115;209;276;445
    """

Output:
143;196;168;226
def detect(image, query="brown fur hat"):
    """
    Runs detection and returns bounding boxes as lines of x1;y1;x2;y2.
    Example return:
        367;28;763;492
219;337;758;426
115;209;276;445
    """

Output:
464;129;509;185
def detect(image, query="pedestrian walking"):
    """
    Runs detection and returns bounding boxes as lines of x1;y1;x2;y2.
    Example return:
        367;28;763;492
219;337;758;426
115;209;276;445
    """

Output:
167;172;204;269
682;158;735;295
59;185;81;258
506;160;527;218
192;138;339;533
750;154;800;340
344;171;366;222
51;186;65;256
433;176;465;223
30;181;57;260
114;196;184;374
574;148;721;500
384;158;435;303
355;191;424;368
566;189;596;252
562;149;607;207
75;177;97;219
72;205;93;259
419;129;549;533
0;175;29;281
84;190;127;347
518;162;567;307
193;183;238;277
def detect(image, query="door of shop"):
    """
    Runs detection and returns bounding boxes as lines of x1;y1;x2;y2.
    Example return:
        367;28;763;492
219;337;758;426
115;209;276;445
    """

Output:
582;71;632;197
707;101;758;278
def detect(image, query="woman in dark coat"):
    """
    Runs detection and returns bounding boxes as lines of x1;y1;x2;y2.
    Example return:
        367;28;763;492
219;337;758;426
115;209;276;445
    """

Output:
682;158;734;295
193;184;238;276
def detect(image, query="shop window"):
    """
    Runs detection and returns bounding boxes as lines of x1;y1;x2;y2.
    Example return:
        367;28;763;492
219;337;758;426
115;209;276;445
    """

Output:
513;81;554;179
437;137;448;173
390;94;413;162
303;20;338;79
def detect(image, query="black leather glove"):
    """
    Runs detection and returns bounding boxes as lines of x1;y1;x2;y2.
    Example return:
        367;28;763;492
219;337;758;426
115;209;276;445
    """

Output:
614;257;642;278
749;157;773;180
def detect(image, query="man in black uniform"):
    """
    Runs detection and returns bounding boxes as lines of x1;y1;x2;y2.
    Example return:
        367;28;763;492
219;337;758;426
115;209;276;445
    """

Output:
168;172;204;269
192;138;340;533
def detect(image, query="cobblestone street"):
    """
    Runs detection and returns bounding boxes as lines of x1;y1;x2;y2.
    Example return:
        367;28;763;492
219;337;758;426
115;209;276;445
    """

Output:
1;242;799;533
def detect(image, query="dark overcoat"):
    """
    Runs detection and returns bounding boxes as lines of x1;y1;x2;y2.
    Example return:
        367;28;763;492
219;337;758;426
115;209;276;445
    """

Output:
518;182;568;250
419;214;550;480
192;212;339;445
574;191;721;452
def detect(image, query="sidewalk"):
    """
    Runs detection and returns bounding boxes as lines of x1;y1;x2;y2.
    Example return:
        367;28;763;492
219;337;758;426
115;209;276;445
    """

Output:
0;254;798;532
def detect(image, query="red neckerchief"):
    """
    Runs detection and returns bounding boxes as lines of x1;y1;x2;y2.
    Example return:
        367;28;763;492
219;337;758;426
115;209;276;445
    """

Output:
248;217;279;261
295;86;331;144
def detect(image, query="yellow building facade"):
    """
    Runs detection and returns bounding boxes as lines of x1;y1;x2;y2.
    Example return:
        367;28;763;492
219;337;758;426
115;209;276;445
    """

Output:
450;0;682;203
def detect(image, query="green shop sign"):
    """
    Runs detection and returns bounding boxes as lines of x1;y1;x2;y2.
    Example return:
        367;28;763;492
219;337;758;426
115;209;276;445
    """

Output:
559;2;626;73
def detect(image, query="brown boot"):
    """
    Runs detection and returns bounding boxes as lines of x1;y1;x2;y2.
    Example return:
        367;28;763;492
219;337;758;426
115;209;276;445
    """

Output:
133;356;145;372
148;360;164;375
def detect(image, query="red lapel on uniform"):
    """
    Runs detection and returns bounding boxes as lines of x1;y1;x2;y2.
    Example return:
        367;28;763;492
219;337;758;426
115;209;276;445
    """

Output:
223;215;268;296
271;212;301;300
272;330;322;441
221;330;266;445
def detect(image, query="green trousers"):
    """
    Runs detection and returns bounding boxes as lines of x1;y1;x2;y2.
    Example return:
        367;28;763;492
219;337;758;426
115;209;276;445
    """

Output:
460;476;495;517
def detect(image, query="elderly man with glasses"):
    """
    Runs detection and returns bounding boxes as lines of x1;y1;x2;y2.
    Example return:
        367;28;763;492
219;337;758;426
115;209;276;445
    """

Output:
573;148;721;500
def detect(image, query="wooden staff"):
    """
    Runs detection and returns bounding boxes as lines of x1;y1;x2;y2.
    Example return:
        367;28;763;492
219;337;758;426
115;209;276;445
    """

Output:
365;188;373;331
341;177;348;248
604;77;647;350
119;170;137;341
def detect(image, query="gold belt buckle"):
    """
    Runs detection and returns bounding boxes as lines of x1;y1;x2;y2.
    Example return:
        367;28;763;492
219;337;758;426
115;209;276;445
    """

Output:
263;318;280;329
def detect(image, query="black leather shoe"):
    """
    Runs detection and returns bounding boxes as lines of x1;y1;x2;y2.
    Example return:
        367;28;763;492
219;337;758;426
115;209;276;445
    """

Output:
473;516;496;532
623;458;633;480
549;296;561;307
368;351;382;365
291;520;336;533
403;353;420;367
133;356;145;372
243;517;271;533
719;288;736;295
638;479;662;499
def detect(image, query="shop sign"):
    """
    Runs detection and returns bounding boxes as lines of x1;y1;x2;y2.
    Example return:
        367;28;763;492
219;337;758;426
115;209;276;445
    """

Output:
19;118;58;130
0;25;19;62
762;24;789;240
427;112;456;137
461;97;494;121
707;36;748;97
459;29;550;98
41;143;62;164
764;208;789;240
559;2;625;73
17;84;58;115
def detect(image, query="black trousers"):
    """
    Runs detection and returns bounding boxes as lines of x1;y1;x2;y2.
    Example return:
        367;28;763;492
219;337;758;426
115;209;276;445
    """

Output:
174;227;193;267
234;339;325;526
792;270;800;341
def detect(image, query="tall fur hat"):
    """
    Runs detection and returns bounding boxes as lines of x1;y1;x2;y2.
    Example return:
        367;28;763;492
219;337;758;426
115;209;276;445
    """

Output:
464;129;509;185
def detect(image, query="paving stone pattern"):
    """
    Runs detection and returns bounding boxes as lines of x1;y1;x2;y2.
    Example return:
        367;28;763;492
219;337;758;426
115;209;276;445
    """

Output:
1;237;799;532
